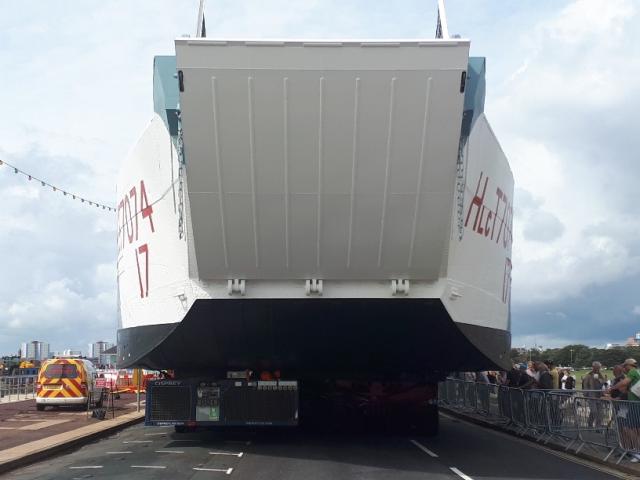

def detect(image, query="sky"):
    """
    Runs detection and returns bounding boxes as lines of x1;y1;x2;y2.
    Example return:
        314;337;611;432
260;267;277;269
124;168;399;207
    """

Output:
0;0;638;355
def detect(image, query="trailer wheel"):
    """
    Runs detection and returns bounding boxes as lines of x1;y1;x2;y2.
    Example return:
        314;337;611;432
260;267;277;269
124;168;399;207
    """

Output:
36;404;45;411
174;425;187;433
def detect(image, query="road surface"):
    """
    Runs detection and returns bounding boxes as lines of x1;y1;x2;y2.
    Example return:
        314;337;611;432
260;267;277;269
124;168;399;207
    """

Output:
4;414;626;479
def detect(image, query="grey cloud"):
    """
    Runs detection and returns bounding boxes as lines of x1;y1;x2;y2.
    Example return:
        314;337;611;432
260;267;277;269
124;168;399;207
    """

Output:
523;210;565;242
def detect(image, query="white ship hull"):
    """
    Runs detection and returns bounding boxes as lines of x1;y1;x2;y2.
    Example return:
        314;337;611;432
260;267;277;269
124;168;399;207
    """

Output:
116;39;513;375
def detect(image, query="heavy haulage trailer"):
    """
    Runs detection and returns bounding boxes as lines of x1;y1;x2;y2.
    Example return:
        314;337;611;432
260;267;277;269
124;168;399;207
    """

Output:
117;1;513;435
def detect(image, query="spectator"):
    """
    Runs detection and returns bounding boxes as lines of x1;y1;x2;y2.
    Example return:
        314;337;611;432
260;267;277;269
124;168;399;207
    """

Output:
582;361;607;428
545;360;560;389
534;361;554;389
582;361;607;394
563;369;576;390
475;371;490;383
608;359;640;462
517;363;537;389
609;365;627;400
486;371;497;384
526;361;539;382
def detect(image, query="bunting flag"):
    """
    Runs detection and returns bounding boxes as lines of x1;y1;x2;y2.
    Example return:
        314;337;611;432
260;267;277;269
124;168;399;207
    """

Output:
0;158;116;212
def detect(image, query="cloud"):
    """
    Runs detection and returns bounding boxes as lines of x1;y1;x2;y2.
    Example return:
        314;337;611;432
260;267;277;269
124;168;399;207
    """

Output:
491;0;640;307
633;306;640;316
522;210;564;243
1;0;639;354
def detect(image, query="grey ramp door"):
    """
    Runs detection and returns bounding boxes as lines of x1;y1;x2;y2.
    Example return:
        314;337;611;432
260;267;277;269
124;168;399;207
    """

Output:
176;40;469;281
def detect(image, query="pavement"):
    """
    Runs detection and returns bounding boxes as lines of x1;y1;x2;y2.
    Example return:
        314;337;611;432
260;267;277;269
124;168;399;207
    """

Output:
0;393;37;404
0;394;145;474
2;414;632;480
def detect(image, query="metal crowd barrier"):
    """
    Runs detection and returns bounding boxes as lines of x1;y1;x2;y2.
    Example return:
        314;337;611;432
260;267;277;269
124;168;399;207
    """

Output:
0;374;37;400
439;378;640;464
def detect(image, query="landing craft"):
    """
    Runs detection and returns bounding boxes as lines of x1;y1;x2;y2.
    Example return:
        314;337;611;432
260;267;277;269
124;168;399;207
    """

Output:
116;1;513;431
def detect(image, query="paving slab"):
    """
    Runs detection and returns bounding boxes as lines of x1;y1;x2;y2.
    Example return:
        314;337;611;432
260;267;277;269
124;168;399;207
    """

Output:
0;393;145;474
0;393;142;450
0;394;144;474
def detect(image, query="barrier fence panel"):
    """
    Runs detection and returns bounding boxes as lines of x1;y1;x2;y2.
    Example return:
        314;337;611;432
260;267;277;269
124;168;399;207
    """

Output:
0;375;37;400
475;382;490;415
508;388;527;435
573;395;618;459
463;381;477;412
524;390;548;440
611;399;640;464
438;378;640;464
545;391;580;450
498;385;512;421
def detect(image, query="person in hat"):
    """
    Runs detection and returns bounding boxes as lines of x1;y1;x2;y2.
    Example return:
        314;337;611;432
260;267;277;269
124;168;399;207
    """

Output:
608;359;640;462
609;359;640;401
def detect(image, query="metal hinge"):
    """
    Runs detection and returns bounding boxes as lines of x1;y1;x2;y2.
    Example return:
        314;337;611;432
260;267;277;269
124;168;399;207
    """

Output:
178;70;185;92
460;71;466;93
305;279;323;296
391;279;410;296
227;279;245;296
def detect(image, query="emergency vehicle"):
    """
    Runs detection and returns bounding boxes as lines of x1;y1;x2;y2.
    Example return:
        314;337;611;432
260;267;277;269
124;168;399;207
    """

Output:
36;358;103;411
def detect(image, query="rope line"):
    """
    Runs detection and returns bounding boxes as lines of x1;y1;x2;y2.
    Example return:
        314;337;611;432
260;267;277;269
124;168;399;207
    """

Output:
0;158;115;212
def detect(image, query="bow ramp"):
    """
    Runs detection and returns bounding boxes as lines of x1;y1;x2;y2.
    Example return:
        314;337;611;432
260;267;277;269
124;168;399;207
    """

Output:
175;38;470;282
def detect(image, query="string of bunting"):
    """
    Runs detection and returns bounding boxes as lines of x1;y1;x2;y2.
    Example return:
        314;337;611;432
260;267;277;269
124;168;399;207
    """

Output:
0;158;116;212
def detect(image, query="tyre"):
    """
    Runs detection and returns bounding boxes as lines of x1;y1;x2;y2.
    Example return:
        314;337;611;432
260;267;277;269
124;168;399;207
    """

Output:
174;425;187;433
36;404;45;411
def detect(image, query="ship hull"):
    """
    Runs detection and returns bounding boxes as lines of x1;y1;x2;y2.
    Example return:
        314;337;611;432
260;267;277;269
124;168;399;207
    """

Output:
117;298;510;376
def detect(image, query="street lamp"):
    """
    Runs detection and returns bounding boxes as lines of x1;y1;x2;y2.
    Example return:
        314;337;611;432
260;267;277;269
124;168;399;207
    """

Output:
570;349;574;366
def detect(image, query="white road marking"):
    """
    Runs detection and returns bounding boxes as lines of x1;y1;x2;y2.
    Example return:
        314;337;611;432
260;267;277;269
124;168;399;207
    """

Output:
450;467;474;480
19;419;71;430
193;467;234;474
156;450;184;454
106;451;132;454
69;466;103;469
409;439;438;458
144;432;168;436
209;451;244;458
123;440;153;443
439;412;631;480
131;465;167;469
172;439;200;442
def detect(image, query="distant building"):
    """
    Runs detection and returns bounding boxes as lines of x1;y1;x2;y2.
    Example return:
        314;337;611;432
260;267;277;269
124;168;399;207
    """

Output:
89;341;113;360
626;337;640;347
52;350;83;358
20;341;50;361
99;345;117;367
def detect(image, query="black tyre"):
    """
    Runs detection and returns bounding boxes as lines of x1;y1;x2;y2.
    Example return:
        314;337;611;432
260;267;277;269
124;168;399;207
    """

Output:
36;404;45;411
174;425;187;433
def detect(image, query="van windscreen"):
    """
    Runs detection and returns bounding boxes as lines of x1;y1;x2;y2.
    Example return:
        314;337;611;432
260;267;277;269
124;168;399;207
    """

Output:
44;364;78;379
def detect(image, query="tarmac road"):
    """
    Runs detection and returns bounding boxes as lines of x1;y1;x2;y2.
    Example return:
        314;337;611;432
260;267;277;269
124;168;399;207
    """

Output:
3;414;627;480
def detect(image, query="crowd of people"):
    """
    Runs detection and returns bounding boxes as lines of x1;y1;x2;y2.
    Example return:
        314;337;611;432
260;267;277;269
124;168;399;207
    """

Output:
456;358;640;461
460;358;640;400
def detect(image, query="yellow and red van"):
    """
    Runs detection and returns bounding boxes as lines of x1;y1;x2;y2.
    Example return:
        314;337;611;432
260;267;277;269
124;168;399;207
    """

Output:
36;358;103;411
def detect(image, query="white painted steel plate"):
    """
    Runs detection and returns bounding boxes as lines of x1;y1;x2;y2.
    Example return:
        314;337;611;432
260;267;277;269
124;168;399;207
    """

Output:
176;39;469;280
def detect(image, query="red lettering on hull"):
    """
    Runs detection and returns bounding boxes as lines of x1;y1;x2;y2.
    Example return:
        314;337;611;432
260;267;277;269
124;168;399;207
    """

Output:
118;180;156;299
464;171;513;304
